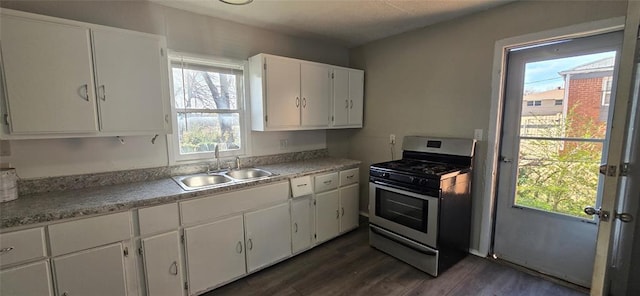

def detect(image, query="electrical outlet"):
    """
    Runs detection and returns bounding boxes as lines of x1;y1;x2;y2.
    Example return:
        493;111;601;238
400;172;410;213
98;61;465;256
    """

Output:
474;129;483;141
279;139;288;150
389;134;396;145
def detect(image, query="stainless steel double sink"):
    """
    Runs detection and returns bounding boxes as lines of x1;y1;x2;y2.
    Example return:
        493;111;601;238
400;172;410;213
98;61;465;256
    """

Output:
172;168;274;191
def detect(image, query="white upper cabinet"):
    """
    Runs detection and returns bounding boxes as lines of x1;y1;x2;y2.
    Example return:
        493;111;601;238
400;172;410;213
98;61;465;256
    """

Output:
0;10;170;138
249;53;361;131
1;16;99;134
331;67;364;128
92;28;167;133
300;62;331;127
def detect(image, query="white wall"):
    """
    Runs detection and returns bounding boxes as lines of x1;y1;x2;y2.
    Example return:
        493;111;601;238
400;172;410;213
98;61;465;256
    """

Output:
329;0;628;252
0;0;348;178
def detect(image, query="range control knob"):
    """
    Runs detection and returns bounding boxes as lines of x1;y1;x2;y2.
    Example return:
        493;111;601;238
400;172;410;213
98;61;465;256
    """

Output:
419;179;428;186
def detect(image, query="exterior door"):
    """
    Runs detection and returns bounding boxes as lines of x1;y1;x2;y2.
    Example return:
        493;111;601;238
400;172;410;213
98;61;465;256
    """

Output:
591;2;640;295
494;31;623;287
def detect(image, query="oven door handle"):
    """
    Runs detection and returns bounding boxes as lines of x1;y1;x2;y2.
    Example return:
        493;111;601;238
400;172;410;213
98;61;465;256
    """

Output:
370;225;437;256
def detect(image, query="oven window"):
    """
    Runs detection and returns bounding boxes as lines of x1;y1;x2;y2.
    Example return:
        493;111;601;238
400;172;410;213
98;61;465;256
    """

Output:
375;188;429;232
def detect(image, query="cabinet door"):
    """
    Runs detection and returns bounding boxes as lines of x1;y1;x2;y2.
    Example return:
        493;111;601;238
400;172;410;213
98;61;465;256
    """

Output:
348;69;365;126
332;68;350;126
264;55;301;128
184;216;245;295
141;231;183;296
340;183;360;233
300;62;331;127
0;261;53;296
316;190;340;243
53;243;127;296
1;16;98;134
291;197;313;253
244;202;292;272
92;29;167;133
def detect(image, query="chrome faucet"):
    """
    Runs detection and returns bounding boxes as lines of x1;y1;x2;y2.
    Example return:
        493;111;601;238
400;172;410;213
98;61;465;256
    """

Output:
235;156;241;170
214;144;221;171
207;144;221;174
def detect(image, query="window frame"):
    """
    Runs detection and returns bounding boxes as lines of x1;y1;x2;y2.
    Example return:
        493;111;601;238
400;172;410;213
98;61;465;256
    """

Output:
166;51;251;164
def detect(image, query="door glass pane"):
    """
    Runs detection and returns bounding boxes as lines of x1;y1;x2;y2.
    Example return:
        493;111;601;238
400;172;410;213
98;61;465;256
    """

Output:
515;51;616;218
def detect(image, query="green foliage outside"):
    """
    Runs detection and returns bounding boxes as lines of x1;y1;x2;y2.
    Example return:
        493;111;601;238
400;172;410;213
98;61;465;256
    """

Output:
515;107;604;218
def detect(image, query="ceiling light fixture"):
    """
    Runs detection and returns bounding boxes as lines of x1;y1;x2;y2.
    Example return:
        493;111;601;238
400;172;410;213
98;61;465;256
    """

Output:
219;0;253;5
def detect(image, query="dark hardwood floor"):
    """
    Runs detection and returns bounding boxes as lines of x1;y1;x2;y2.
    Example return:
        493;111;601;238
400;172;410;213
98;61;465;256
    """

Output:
204;224;588;296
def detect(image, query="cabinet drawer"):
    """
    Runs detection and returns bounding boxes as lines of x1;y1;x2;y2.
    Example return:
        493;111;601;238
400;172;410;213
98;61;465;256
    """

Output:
314;172;339;193
0;227;46;267
339;168;359;186
48;211;132;256
138;203;179;236
290;176;313;197
181;181;289;225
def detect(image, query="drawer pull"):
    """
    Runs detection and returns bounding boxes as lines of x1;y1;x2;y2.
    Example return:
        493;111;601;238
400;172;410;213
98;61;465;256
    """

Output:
341;207;345;217
323;180;332;184
296;183;307;187
336;210;340;219
247;238;253;251
236;241;243;254
0;247;14;254
170;261;178;276
346;175;354;179
294;223;298;233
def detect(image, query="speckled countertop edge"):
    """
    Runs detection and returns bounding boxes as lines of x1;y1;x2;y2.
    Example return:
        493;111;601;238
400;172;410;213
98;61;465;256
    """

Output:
0;158;361;229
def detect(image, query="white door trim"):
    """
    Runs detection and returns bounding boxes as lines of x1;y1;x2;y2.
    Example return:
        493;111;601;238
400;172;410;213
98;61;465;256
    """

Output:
477;16;625;257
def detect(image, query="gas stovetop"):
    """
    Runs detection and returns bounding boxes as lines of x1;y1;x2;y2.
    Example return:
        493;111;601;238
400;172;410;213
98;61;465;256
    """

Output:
371;159;468;177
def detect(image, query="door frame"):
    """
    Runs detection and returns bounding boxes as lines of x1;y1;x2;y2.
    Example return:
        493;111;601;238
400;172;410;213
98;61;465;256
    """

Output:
478;16;626;258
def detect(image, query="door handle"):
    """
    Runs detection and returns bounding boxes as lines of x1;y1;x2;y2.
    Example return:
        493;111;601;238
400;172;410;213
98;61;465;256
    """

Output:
585;206;634;223
500;156;513;163
236;241;243;253
247;238;253;250
169;261;178;276
303;97;307;108
294;222;298;233
296;97;300;107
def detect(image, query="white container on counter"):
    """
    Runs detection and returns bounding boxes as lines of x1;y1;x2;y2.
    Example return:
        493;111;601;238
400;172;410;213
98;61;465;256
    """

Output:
0;168;18;203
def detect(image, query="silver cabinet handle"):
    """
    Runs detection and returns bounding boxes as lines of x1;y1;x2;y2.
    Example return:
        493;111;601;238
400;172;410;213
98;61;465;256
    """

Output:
0;247;14;254
345;99;349;109
350;100;353;109
247;239;253;250
346;175;354;179
296;183;307;187
336;209;339;219
170;261;178;276
236;241;243;253
341;207;345;217
62;292;69;296
99;85;106;101
79;84;89;101
294;223;298;233
296;97;300;107
323;180;332;184
302;97;307;108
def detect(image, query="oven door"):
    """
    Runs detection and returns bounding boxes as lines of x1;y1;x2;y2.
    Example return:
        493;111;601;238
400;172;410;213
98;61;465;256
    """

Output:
369;182;439;248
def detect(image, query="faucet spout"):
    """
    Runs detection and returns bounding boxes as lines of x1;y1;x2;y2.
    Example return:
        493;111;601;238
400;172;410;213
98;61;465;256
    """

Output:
214;144;221;171
236;156;241;170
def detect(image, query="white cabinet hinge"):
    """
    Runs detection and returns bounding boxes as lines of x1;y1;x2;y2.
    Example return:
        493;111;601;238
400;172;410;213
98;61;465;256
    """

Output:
331;115;334;122
184;282;189;290
313;200;316;206
3;114;9;126
264;63;267;71
265;115;268;122
138;247;144;256
123;247;129;257
181;235;185;244
165;114;170;123
160;48;164;57
314;233;317;239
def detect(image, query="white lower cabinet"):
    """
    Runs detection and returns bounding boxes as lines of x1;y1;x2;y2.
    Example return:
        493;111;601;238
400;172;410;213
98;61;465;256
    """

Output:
0;260;53;296
244;202;292;272
340;183;360;233
141;231;183;296
316;190;341;243
53;243;128;296
291;196;314;253
184;215;246;295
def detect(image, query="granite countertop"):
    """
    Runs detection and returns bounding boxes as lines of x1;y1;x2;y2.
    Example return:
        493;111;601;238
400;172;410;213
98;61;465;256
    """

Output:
0;157;361;229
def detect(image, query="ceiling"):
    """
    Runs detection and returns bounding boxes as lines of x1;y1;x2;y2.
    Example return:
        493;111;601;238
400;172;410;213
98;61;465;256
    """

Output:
151;0;514;48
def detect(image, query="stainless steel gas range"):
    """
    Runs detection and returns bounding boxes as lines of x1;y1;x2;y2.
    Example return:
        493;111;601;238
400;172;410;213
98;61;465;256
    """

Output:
368;136;476;277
